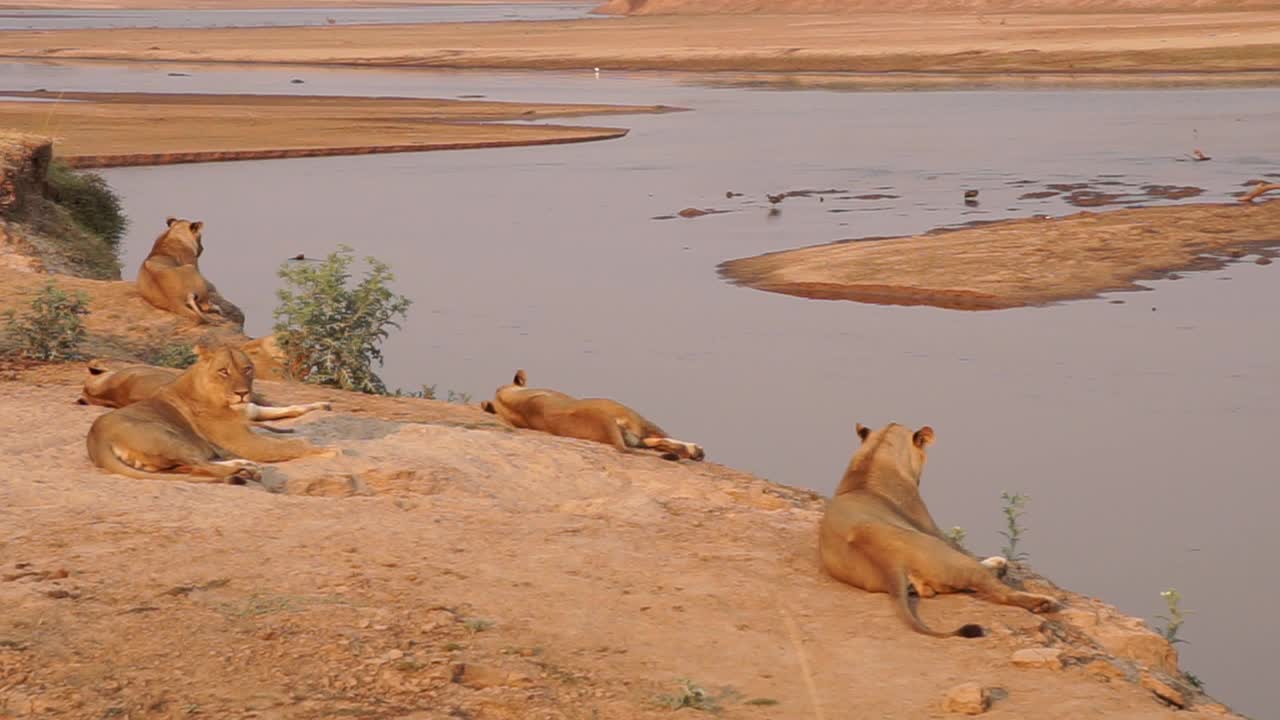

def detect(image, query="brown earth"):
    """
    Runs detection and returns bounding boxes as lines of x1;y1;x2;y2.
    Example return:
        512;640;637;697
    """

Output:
0;0;555;8
718;200;1280;310
0;360;1246;720
0;11;1277;81
0;131;1247;719
0;91;669;168
595;0;1275;14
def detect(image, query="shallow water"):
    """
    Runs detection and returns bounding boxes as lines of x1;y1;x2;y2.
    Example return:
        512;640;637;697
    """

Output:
0;4;595;30
7;60;1278;714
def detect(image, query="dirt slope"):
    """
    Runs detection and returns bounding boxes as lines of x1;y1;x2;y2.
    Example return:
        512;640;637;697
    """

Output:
0;362;1243;719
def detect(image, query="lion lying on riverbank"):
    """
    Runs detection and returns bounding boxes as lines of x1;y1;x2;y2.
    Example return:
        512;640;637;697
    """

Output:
481;369;704;461
86;344;335;482
79;359;329;424
819;422;1059;638
135;217;223;323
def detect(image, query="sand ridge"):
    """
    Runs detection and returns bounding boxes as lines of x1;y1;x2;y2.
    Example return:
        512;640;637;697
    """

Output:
718;199;1280;310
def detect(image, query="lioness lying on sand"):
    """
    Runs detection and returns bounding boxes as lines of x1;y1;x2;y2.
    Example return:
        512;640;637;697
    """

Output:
79;359;329;426
481;370;704;461
135;217;222;323
820;422;1059;638
86;344;335;483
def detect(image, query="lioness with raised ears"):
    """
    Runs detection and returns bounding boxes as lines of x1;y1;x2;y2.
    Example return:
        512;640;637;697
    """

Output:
78;359;330;425
135;217;222;323
481;370;704;461
820;422;1059;638
86;344;335;483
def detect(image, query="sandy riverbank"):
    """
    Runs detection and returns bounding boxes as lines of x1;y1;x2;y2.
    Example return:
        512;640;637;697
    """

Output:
719;199;1280;311
0;0;563;8
0;91;670;167
0;11;1276;81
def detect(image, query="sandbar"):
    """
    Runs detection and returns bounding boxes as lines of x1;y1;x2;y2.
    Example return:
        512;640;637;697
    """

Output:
718;201;1280;310
0;12;1277;84
0;90;671;167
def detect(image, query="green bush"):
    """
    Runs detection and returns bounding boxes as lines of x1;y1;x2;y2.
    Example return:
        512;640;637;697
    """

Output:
46;161;128;251
146;343;198;369
4;281;90;361
272;246;411;395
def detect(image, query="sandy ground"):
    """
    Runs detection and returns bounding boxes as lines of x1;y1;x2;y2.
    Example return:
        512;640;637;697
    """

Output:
0;0;562;9
0;356;1244;719
0;91;666;167
0;12;1277;80
718;199;1280;311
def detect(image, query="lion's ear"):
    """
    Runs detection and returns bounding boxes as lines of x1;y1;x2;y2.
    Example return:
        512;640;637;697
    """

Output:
913;426;935;449
481;401;496;414
166;217;178;227
856;423;871;442
513;369;527;387
189;220;203;233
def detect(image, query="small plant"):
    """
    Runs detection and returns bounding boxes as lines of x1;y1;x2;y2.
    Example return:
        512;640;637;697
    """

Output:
273;246;411;395
393;384;472;404
443;642;465;652
654;679;739;713
1157;588;1191;645
146;343;198;369
446;389;472;404
46;160;128;251
463;618;493;634
744;698;779;706
944;526;967;550
4;281;89;361
999;491;1030;562
1184;671;1204;691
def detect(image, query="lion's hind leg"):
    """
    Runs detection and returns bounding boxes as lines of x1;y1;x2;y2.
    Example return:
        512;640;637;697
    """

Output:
245;401;331;422
639;436;705;461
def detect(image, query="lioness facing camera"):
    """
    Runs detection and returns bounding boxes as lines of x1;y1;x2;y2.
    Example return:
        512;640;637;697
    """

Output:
86;344;335;482
481;370;704;461
79;359;330;424
819;423;1059;638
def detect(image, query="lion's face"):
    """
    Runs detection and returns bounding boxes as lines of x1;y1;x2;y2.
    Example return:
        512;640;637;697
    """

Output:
165;216;205;258
188;345;255;408
853;422;935;485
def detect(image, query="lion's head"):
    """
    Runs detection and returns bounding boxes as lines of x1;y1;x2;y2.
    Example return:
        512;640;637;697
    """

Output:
845;422;935;490
162;216;205;259
181;343;256;409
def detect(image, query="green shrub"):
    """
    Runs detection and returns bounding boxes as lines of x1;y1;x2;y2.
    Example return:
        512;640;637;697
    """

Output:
999;492;1030;562
46;161;127;251
272;246;411;395
4;281;90;360
146;343;198;369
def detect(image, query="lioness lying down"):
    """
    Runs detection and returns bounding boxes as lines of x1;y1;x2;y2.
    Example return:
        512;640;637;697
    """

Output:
79;359;329;426
135;217;222;323
820;423;1059;638
481;370;704;461
86;345;335;483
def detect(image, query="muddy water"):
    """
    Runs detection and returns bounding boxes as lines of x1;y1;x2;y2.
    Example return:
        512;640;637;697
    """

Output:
0;4;595;30
8;61;1278;714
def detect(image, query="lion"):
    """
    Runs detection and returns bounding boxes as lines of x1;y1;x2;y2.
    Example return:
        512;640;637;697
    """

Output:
480;370;704;461
135;217;222;323
86;344;335;482
819;422;1059;638
79;359;330;427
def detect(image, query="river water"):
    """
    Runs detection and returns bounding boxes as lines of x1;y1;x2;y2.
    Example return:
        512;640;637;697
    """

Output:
0;4;596;30
4;60;1277;715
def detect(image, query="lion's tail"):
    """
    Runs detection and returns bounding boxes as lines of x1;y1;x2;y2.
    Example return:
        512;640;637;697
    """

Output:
888;568;984;639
